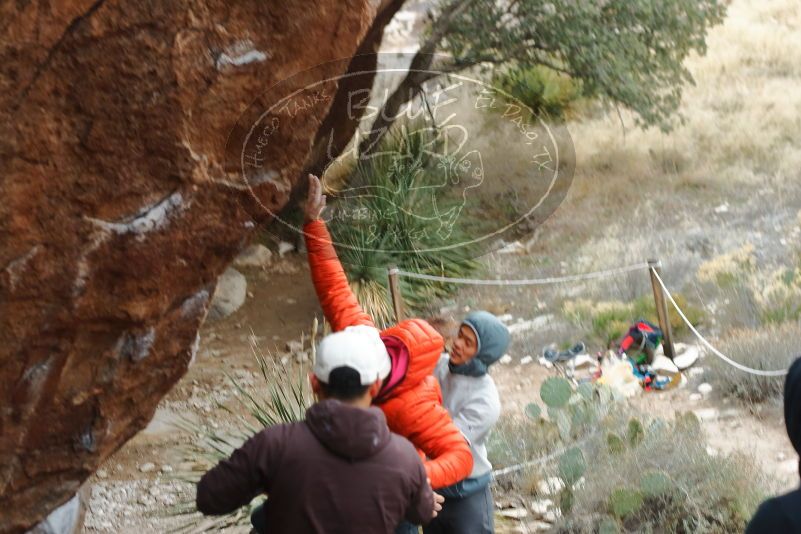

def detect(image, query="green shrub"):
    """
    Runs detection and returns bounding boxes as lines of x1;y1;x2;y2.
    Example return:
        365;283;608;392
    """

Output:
493;65;584;120
762;304;801;325
327;120;482;326
563;294;705;347
759;264;801;324
607;433;625;455
696;248;801;328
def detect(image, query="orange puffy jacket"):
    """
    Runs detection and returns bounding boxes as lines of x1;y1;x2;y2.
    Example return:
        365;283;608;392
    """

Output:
304;219;473;489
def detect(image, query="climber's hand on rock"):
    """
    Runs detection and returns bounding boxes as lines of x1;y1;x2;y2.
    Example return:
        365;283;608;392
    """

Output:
304;174;326;223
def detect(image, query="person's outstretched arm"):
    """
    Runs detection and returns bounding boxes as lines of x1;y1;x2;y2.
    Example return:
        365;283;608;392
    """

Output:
302;174;374;331
196;427;285;515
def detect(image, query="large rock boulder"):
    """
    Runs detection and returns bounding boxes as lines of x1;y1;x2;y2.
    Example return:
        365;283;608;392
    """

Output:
208;267;247;320
0;1;384;531
27;485;89;534
233;243;273;269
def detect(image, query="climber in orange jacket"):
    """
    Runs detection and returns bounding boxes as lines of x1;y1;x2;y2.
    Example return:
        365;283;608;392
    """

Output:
302;174;474;493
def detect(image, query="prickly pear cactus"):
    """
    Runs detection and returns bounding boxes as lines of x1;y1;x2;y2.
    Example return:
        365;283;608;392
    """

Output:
598;384;613;405
640;471;672;497
525;402;542;420
558;446;586;485
556;410;572;441
541;377;572;408
607;432;625;454
599;517;620;534
558;487;575;514
577;382;594;401
627;417;645;446
609;488;644;519
570;403;590;429
675;410;701;433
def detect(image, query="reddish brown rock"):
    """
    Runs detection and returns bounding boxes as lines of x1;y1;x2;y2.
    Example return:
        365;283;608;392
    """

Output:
0;1;382;531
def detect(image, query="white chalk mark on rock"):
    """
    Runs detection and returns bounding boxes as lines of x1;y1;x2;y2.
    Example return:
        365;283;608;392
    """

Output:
247;169;281;186
22;356;52;387
4;245;40;290
73;227;114;298
76;191;190;295
114;328;156;363
215;40;268;70
86;192;187;240
180;289;210;318
188;332;201;367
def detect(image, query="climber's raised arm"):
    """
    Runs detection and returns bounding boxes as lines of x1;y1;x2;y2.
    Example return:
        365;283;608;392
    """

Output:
302;174;375;331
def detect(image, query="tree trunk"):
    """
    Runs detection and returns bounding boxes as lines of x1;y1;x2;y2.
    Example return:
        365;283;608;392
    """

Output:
303;0;408;178
357;51;441;155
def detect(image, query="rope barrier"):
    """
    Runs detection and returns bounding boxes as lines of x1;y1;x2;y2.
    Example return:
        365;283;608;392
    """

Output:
396;262;787;377
650;268;788;377
491;432;596;478
392;262;789;482
394;262;650;286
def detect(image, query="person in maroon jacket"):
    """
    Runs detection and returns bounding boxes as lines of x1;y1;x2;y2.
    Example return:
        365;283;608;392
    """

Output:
196;325;442;533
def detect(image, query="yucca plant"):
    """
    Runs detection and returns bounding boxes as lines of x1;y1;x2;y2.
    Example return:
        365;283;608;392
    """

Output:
328;119;483;323
165;321;317;532
493;64;584;120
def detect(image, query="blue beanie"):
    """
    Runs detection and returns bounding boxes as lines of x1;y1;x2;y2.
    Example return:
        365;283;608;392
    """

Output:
449;310;510;377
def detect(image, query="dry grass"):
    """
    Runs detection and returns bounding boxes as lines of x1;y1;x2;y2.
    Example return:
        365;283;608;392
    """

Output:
514;0;801;376
708;322;801;405
693;244;801;328
568;0;801;190
697;244;757;286
553;412;767;533
531;0;801;274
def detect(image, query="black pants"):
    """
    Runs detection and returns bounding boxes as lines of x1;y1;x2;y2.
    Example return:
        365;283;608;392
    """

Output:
423;484;494;534
395;520;419;533
251;503;267;533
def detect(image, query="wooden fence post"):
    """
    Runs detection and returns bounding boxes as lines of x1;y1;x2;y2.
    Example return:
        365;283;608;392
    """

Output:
388;266;404;322
648;259;676;360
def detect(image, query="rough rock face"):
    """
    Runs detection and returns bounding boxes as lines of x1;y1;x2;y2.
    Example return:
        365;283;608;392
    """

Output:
0;1;383;531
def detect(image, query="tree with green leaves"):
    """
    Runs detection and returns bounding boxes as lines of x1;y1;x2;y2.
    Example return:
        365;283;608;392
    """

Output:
360;0;726;153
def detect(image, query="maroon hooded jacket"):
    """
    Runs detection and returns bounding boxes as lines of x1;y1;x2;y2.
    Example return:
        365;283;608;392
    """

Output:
196;399;434;533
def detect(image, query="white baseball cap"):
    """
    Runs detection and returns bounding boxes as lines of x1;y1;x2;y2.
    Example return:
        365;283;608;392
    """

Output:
314;325;392;386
